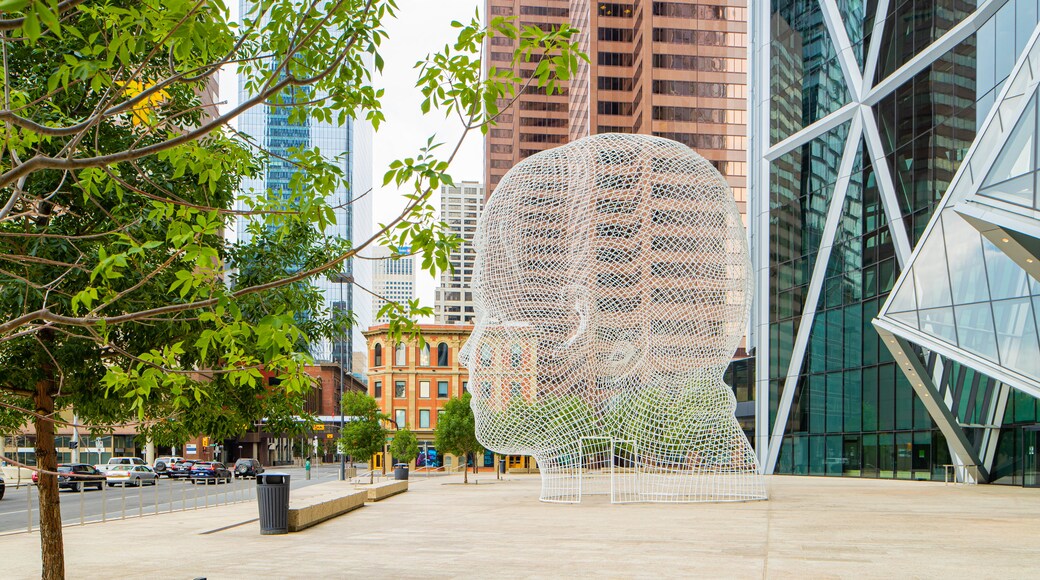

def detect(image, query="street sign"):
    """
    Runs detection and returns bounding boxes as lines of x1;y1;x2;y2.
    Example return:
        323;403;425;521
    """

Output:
313;424;325;431
326;433;334;439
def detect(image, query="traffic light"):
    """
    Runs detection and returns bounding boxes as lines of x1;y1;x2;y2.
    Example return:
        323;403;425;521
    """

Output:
202;436;209;447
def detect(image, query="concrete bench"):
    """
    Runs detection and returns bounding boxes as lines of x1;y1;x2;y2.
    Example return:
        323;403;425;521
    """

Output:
286;482;367;532
365;480;408;502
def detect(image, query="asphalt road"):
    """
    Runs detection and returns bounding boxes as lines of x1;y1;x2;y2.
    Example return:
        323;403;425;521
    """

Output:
0;464;350;534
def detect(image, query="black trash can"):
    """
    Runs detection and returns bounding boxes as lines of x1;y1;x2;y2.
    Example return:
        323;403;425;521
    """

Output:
499;459;506;474
256;473;290;535
393;463;409;480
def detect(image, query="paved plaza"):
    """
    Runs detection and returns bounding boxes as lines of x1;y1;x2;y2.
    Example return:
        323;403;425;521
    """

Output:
1;474;1038;578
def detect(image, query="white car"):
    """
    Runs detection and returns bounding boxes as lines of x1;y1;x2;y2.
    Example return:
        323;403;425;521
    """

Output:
95;457;147;475
106;465;158;487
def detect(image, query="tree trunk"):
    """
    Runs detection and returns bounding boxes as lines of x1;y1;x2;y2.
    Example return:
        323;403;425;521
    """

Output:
35;376;65;580
463;453;468;484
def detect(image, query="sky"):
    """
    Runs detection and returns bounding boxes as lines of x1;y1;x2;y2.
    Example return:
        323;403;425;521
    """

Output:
220;0;484;317
372;0;484;310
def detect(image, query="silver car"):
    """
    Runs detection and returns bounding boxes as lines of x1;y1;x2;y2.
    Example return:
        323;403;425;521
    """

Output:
106;465;158;487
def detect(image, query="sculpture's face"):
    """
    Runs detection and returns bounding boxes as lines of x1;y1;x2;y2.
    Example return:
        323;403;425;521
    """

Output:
460;134;751;454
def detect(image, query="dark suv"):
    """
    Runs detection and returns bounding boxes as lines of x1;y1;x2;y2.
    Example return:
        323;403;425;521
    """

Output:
233;458;264;479
57;463;104;492
168;459;197;479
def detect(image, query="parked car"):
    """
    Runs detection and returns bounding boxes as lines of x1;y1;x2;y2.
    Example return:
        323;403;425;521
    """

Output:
0;471;5;500
168;460;197;479
106;465;158;487
153;456;184;478
57;463;104;492
233;458;264;479
189;462;232;484
95;457;147;475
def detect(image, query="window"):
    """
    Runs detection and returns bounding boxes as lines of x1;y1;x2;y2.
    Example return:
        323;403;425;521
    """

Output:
395;381;406;398
598;3;633;17
598;76;633;91
598;27;633;42
395;410;406;429
395;343;406;366
480;345;492;366
420;344;430;366
419;410;431;429
437;343;449;366
438;381;449;398
511;344;522;368
598;101;633;116
374;381;382;398
598;52;633;67
373;344;382;366
420;381;430;398
462;381;468;394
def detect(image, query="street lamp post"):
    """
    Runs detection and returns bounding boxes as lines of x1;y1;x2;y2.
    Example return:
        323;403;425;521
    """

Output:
334;272;354;481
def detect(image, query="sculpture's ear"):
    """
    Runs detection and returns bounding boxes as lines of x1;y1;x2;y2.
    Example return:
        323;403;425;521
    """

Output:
560;285;592;350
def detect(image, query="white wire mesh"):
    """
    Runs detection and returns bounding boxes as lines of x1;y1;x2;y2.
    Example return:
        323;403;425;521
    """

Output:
461;133;766;503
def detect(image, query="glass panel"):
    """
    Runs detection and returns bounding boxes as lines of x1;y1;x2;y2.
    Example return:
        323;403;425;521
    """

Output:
985;237;1031;300
842;434;861;476
896;432;913;479
919;307;958;345
862;433;879;477
912;220;953;308
978;172;1035;207
943;213;990;305
809;435;825;475
887;273;917;313
887;309;919;329
981;93;1036;186
954;303;1000;362
912;431;932;477
844;370;862;432
993;298;1040;378
878;433;895;478
878;364;896;431
419;381;430;398
825;435;843;476
770;0;850;144
826;373;843;433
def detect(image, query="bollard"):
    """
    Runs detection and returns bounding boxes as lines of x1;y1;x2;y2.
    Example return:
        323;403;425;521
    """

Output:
305;458;311;480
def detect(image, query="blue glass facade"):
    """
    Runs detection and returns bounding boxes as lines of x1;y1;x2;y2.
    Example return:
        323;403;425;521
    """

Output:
753;0;1040;484
235;10;372;375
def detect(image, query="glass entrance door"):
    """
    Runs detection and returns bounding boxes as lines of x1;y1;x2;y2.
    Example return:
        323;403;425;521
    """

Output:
1025;427;1040;488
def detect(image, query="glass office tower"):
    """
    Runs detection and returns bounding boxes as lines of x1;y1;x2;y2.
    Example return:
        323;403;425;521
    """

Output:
751;0;1040;484
234;8;372;376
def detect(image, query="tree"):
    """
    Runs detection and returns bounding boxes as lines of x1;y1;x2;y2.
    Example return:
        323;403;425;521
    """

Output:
388;424;418;465
435;391;483;484
337;391;388;484
0;0;584;577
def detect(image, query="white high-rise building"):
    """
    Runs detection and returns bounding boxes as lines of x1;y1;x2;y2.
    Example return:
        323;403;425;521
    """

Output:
435;181;485;325
371;246;415;325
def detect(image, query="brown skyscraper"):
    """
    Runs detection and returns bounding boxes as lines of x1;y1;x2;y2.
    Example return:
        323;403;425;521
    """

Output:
484;1;748;216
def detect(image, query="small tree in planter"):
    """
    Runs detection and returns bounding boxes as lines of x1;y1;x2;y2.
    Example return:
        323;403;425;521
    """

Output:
389;426;420;470
435;392;484;484
338;392;390;484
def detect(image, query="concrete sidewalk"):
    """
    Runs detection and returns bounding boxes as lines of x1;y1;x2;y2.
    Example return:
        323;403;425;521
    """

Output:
2;474;1039;579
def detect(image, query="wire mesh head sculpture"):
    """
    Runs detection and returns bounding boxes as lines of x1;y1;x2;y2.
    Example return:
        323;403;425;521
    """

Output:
460;133;766;503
